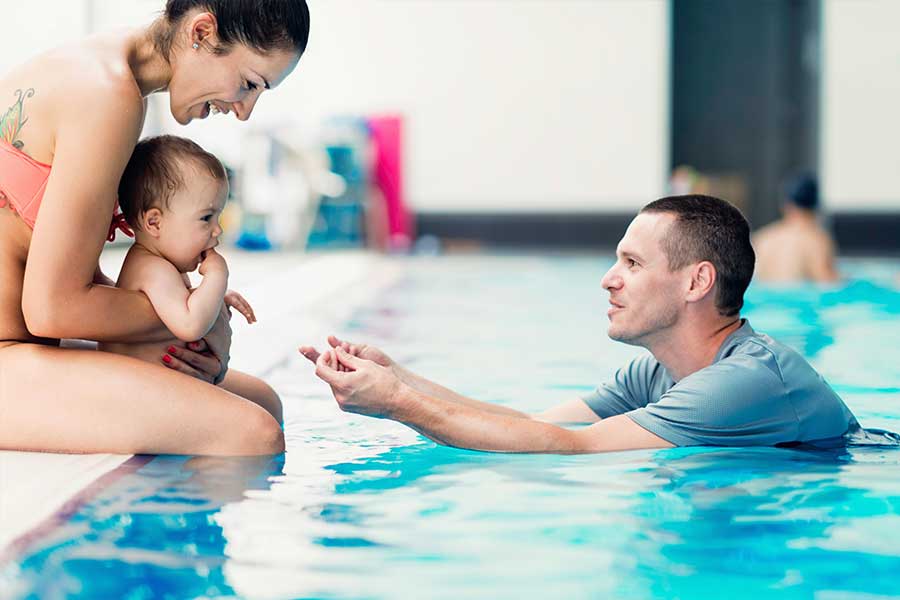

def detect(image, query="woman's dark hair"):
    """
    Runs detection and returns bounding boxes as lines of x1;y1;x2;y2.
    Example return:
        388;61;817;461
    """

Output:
155;0;310;59
640;195;755;317
119;135;227;230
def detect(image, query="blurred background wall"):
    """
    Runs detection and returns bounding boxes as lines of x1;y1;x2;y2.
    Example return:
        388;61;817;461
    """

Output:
1;0;897;251
822;0;900;213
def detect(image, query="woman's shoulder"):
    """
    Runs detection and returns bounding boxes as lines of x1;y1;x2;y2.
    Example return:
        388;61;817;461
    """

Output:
52;40;144;118
0;36;144;150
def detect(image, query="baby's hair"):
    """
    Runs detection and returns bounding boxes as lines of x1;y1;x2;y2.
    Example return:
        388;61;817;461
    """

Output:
118;135;226;230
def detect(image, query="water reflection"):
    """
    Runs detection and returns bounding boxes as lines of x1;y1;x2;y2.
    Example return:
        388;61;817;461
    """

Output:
631;446;900;598
7;455;282;599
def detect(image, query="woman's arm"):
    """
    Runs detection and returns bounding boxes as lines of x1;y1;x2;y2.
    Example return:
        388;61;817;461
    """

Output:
21;84;169;343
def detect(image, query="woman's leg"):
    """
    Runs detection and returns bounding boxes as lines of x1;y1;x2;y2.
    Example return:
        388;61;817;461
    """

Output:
219;370;284;425
0;342;284;456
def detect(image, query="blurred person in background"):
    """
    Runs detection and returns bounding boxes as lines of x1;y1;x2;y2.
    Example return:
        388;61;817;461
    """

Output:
0;0;309;456
752;174;840;283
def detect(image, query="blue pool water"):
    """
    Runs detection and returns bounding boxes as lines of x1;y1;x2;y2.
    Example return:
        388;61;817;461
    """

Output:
3;255;900;599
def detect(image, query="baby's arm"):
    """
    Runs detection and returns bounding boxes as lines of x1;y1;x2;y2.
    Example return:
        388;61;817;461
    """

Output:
139;249;229;341
225;290;257;324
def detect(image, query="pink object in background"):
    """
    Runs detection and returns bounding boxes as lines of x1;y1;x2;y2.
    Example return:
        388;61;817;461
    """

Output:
366;115;413;250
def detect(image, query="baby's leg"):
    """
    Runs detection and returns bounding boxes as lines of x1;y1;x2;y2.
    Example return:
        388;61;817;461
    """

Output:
219;370;283;425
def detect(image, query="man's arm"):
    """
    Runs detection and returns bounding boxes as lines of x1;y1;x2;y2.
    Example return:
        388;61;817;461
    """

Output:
393;364;535;419
300;336;595;422
316;347;670;454
531;399;602;424
394;387;670;453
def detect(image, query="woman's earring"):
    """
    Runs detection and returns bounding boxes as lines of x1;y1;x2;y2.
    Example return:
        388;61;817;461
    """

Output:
192;42;200;50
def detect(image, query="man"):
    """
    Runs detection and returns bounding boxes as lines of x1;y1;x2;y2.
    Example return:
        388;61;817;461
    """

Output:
300;195;860;454
753;174;840;283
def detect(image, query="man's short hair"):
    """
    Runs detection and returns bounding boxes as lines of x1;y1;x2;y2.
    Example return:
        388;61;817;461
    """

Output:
118;135;227;230
785;173;819;211
640;195;755;317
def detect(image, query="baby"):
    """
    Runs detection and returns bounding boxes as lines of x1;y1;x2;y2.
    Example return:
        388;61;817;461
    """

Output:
100;135;280;419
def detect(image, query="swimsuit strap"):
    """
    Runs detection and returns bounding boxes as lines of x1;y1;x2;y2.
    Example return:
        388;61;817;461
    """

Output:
107;211;135;242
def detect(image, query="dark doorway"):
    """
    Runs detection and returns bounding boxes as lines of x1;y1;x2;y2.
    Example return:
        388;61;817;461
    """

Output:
671;0;821;228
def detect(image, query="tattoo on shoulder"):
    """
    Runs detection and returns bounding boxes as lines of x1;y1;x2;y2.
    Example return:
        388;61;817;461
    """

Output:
1;88;35;150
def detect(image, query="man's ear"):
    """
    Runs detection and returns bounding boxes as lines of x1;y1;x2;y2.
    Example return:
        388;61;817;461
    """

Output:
686;261;717;303
141;208;164;238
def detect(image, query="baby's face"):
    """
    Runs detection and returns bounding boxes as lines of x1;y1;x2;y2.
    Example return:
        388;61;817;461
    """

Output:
158;167;228;273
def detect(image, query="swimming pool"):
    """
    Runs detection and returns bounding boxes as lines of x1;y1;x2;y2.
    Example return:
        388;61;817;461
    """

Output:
3;254;899;599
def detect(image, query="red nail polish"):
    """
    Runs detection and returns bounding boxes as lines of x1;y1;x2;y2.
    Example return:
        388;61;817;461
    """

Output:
167;346;177;354
162;355;172;364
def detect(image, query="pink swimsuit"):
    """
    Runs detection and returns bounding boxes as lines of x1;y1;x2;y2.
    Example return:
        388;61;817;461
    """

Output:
0;139;133;241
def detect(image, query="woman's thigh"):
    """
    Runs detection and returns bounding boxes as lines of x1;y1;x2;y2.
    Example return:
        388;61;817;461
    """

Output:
219;369;283;424
0;343;284;456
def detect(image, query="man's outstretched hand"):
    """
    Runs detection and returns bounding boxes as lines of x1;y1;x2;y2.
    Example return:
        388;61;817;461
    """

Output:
299;335;394;373
312;346;405;419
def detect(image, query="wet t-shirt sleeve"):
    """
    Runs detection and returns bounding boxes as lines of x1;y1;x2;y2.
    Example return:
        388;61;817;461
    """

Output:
625;350;799;447
581;353;660;418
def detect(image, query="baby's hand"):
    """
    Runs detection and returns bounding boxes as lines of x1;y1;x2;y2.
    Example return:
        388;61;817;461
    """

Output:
198;248;228;277
225;289;256;324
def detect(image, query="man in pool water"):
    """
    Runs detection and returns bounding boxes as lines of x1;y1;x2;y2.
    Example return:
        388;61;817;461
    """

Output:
300;195;862;454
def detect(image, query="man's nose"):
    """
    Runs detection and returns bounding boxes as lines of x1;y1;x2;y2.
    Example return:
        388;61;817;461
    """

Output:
601;264;621;291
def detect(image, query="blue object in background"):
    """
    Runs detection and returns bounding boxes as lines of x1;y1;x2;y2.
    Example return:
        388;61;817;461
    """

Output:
307;118;370;249
234;212;273;251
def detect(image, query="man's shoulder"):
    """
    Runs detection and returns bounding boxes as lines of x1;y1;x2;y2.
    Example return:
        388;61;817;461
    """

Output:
683;343;785;397
715;324;835;396
718;324;794;375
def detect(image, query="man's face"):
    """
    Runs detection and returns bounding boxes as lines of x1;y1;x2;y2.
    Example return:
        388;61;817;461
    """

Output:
600;212;687;346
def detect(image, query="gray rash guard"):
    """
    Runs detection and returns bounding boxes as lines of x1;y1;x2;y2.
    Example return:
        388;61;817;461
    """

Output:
582;320;860;447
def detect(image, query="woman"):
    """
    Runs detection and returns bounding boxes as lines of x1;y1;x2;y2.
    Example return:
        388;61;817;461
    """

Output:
0;0;310;455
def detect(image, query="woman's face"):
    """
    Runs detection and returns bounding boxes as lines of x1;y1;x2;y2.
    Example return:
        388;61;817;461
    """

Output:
169;38;300;125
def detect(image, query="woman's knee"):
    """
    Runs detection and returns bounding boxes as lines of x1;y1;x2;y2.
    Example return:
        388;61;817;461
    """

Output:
229;406;285;456
245;380;282;425
261;384;283;425
220;371;284;424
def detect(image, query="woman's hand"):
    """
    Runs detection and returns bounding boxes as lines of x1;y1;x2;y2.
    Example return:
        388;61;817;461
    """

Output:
163;303;232;384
